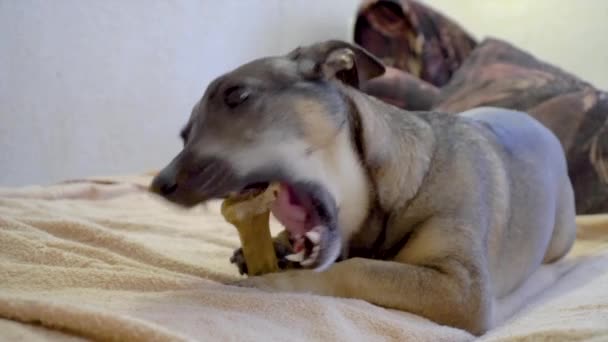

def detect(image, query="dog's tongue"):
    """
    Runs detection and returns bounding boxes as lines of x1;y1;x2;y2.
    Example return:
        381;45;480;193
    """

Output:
271;183;309;235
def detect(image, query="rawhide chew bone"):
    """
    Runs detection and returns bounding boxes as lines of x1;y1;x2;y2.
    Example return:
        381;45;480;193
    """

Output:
221;183;280;276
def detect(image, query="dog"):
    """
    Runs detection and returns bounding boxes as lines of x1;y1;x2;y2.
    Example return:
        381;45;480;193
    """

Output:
150;40;576;335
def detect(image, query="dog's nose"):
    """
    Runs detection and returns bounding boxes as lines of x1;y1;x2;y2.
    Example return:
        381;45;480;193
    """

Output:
159;182;178;195
150;173;178;196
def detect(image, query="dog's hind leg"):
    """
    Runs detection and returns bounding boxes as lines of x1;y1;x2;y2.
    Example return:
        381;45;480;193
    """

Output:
493;258;578;326
543;180;576;264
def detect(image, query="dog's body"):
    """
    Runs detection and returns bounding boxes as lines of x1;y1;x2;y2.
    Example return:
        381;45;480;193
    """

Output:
151;40;576;334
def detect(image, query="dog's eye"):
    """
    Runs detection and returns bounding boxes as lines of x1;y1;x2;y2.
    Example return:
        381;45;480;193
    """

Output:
224;85;250;109
180;126;190;145
180;130;188;144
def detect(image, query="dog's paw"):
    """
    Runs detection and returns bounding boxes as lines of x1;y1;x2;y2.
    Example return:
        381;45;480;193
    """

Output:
228;269;331;296
229;241;296;275
229;248;249;275
229;272;301;292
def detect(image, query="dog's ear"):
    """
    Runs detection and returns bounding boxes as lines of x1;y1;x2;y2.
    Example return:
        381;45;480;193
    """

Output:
291;40;385;88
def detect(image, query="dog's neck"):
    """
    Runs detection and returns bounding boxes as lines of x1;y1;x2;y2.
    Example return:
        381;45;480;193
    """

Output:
340;84;436;214
308;83;437;248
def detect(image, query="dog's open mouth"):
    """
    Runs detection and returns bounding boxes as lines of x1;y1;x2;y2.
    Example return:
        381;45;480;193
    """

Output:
234;181;337;268
150;157;342;270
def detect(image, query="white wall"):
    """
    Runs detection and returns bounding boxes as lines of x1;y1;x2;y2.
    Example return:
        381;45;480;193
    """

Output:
0;0;360;186
1;0;606;186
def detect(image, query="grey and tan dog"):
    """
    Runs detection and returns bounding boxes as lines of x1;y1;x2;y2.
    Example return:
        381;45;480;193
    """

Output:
150;40;576;334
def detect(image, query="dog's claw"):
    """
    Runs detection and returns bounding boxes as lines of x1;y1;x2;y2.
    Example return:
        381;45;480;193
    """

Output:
230;249;248;275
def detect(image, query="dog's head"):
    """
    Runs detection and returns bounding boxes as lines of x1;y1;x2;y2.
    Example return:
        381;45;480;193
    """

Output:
150;40;385;270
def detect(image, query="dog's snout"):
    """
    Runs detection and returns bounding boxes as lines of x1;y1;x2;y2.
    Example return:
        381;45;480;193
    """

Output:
150;171;178;197
150;154;242;206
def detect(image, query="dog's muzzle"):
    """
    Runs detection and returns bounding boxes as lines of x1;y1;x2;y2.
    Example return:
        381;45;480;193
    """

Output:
150;153;343;270
150;154;240;207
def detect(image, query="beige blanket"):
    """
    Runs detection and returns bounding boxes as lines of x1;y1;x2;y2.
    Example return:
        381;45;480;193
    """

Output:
1;175;607;341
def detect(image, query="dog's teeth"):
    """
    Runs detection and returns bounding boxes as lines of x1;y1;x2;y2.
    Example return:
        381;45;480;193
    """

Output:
300;246;320;267
300;257;315;267
305;231;321;244
285;250;305;262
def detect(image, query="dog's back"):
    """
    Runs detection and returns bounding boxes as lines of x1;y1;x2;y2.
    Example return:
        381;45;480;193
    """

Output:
460;107;576;296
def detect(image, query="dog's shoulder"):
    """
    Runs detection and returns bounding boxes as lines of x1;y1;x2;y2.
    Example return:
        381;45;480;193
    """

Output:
402;109;509;218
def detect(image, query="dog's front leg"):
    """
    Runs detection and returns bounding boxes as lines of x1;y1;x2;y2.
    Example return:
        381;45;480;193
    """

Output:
236;257;491;334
